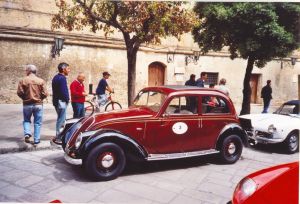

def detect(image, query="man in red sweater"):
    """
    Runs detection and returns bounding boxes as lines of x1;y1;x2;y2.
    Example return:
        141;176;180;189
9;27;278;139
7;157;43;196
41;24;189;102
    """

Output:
70;72;88;118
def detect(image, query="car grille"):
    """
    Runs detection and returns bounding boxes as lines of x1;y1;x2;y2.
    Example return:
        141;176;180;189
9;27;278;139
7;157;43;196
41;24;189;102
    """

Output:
256;131;273;138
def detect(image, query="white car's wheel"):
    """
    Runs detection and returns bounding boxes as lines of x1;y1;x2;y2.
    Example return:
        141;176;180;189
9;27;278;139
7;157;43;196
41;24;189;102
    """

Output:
284;132;299;154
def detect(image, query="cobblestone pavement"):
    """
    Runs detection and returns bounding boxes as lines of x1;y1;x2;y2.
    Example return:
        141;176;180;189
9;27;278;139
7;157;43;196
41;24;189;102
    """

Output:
0;146;298;203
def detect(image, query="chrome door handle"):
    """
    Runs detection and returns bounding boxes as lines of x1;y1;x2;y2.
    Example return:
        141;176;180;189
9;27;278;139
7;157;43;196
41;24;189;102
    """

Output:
136;127;143;131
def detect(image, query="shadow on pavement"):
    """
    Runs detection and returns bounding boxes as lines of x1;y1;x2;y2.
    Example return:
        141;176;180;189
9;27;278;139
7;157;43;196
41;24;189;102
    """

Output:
249;143;291;155
43;153;221;183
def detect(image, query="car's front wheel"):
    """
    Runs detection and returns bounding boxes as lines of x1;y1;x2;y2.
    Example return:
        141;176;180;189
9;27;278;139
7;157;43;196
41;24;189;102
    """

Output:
284;132;299;154
219;135;243;164
84;142;126;181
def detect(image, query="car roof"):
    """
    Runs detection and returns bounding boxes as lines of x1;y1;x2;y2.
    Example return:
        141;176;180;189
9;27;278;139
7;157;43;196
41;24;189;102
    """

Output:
142;85;226;95
284;100;300;106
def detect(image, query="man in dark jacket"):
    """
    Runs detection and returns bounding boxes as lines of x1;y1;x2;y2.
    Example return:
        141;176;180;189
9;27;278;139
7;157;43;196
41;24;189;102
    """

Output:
261;80;272;113
52;62;70;144
185;74;196;86
17;64;48;146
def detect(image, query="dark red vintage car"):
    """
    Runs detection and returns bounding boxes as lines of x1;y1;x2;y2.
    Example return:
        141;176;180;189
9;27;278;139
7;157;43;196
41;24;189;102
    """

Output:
60;86;248;180
229;161;299;204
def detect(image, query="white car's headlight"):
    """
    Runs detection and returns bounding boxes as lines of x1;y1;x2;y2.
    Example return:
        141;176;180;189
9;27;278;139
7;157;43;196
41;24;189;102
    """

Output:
268;124;277;133
75;131;98;149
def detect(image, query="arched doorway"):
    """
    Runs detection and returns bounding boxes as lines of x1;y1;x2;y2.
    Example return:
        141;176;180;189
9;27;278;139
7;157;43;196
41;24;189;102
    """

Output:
148;62;166;87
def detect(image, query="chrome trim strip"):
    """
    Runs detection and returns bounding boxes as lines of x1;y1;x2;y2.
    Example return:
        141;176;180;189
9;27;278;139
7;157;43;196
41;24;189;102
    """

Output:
146;149;219;161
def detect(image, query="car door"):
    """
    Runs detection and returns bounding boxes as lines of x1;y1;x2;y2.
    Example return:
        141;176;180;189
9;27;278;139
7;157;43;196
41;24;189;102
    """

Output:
200;95;233;149
145;95;201;154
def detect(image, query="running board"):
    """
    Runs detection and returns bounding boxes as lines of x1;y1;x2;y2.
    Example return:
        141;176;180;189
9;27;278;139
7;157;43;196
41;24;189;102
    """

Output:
146;149;219;161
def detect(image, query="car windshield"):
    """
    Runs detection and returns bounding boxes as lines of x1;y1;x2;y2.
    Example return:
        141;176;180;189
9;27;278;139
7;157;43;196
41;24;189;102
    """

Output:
274;104;300;116
133;90;167;112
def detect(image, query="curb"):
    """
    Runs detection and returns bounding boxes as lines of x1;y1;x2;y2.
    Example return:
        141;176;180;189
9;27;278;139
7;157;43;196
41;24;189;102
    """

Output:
0;141;62;154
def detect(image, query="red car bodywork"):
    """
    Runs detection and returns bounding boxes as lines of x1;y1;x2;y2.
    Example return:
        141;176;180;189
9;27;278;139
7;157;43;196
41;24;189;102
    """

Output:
65;86;243;157
232;161;299;204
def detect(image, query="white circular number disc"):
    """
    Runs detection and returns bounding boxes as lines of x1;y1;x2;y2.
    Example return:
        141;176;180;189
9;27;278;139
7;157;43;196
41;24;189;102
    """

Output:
172;122;188;135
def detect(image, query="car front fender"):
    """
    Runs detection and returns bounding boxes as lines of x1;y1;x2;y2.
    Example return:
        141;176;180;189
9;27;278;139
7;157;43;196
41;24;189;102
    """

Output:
80;129;148;161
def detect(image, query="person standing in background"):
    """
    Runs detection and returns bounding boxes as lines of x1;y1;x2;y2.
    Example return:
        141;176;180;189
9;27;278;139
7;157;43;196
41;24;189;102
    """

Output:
70;72;88;118
52;62;70;144
261;80;272;113
17;64;48;147
218;78;230;96
185;74;196;86
196;72;207;87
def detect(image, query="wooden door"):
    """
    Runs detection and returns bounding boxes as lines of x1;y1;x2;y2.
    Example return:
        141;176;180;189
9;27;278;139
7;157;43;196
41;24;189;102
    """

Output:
148;62;165;87
250;74;259;103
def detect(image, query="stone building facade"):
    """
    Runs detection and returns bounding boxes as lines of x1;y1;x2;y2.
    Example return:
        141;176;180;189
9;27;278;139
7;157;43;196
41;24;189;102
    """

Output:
0;0;299;107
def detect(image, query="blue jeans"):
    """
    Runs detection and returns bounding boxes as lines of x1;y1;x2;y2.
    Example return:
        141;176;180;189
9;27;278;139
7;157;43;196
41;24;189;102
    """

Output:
23;104;43;143
71;102;85;118
55;100;68;138
262;98;271;113
98;94;108;107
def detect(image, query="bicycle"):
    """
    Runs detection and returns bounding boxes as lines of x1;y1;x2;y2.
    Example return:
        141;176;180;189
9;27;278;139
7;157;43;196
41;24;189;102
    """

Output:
84;92;122;116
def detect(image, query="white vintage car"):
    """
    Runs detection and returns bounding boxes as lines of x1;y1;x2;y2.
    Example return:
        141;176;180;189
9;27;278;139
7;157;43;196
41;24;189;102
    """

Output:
239;100;300;154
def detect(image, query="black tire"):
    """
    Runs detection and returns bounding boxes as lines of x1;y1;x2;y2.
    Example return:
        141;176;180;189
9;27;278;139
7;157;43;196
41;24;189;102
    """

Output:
219;135;243;164
84;101;94;116
284;132;299;154
105;102;122;112
84;143;126;181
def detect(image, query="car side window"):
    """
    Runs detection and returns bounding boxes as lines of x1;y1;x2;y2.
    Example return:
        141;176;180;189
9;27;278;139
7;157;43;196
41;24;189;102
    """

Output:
202;96;230;114
166;96;198;115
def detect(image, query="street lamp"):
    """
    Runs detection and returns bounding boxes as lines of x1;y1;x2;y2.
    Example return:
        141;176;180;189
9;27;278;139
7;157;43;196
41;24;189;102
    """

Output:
51;37;65;58
167;47;176;63
185;50;200;66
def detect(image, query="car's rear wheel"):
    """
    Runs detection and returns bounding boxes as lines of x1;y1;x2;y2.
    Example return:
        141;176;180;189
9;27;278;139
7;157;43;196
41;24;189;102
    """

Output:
219;135;243;164
284;132;299;154
84;143;126;181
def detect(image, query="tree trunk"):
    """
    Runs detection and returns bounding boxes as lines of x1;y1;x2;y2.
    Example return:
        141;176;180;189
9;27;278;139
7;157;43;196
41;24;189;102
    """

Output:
127;47;138;106
240;56;255;115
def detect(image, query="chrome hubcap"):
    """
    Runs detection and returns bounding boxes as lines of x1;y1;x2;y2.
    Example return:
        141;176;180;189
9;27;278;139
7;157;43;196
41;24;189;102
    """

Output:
228;142;236;154
101;154;114;168
289;135;298;150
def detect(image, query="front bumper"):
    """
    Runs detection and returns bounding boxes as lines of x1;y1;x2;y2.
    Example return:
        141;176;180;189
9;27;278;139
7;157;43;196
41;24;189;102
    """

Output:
64;153;82;165
247;130;284;144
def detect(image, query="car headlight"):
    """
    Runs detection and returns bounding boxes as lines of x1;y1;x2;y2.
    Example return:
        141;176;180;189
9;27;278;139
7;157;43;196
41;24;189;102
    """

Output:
74;131;98;149
233;177;257;203
75;134;83;149
268;124;277;133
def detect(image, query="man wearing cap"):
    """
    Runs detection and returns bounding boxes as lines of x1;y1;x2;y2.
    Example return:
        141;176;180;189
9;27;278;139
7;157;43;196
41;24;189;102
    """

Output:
96;72;113;109
261;80;273;113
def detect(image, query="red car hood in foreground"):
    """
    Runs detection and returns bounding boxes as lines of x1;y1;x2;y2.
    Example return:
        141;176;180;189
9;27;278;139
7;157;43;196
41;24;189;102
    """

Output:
233;161;299;204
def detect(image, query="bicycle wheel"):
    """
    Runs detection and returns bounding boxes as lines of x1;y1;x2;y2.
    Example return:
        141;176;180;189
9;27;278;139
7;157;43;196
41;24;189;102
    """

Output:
84;101;94;116
105;102;122;112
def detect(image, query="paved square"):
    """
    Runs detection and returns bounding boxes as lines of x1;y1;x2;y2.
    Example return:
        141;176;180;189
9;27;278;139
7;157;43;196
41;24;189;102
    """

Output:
0;146;298;203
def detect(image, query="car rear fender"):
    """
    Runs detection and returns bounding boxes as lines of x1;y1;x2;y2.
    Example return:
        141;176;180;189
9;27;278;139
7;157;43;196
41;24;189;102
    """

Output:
216;123;249;149
81;129;148;162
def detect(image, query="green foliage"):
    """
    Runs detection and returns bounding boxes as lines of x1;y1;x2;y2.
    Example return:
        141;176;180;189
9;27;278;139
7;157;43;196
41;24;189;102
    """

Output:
193;3;300;67
52;0;197;45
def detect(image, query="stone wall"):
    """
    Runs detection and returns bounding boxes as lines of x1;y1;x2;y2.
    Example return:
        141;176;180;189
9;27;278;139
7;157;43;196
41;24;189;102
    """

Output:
0;0;299;107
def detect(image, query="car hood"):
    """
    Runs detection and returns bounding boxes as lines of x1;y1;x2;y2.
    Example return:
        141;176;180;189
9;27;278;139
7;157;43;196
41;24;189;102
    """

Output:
239;113;300;130
88;107;155;130
248;162;299;203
